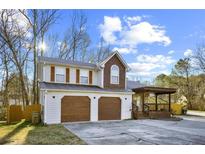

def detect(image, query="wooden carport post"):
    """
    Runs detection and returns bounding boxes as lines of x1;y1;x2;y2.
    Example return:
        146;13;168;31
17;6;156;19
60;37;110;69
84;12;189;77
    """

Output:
168;93;171;112
142;92;144;112
155;94;158;111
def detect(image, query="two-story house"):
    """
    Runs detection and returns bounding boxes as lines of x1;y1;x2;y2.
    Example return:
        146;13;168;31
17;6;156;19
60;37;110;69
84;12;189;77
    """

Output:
38;51;133;124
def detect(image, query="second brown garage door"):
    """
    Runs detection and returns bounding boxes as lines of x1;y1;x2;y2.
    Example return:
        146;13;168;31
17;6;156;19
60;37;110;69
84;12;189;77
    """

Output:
98;97;121;120
61;96;90;122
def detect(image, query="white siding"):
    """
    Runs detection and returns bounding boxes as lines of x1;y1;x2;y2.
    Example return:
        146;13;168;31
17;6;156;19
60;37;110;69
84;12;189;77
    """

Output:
43;65;50;82
121;95;132;119
40;90;45;122
93;71;98;85
41;64;107;87
90;96;99;121
70;67;76;84
42;91;132;124
97;69;103;88
37;63;43;81
45;93;61;124
40;90;45;105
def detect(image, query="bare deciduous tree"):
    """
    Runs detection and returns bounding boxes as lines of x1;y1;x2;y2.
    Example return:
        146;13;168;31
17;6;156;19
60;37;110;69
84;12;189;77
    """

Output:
195;44;205;72
58;11;90;61
0;10;31;107
19;9;58;104
88;37;111;63
0;46;12;106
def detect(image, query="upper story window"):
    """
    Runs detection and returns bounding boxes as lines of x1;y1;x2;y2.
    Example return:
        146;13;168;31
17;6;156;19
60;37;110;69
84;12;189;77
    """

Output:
111;65;119;84
55;67;65;83
80;76;88;84
80;70;88;84
56;74;65;82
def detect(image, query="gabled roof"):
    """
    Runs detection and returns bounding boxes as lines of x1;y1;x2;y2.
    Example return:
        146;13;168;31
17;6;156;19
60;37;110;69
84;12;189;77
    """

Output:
38;56;97;69
98;51;130;71
38;51;129;70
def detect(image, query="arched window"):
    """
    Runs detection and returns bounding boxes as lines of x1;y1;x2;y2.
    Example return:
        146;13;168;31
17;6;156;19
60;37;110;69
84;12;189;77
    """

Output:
111;65;119;84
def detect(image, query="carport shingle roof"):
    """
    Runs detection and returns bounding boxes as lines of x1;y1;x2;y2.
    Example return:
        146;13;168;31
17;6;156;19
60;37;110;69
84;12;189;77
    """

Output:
132;86;177;94
40;82;132;93
127;80;145;90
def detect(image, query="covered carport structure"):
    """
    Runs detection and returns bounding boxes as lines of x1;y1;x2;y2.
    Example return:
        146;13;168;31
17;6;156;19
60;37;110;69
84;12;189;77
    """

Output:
132;86;177;119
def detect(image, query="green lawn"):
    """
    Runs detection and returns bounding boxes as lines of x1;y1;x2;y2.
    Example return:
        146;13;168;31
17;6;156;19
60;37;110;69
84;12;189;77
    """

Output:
0;120;86;145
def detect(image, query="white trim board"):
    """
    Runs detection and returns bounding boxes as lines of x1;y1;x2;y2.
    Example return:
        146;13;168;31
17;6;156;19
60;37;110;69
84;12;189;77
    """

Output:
41;89;134;95
99;51;130;71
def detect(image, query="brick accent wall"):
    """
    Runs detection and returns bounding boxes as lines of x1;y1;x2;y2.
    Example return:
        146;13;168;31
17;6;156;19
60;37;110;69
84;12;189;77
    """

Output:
103;54;126;89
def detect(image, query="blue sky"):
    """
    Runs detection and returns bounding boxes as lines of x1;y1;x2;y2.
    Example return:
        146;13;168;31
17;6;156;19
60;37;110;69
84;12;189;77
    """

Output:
47;10;205;81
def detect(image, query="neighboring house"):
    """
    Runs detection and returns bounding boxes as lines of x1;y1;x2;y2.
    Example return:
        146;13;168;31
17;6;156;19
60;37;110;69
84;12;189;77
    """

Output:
38;51;133;124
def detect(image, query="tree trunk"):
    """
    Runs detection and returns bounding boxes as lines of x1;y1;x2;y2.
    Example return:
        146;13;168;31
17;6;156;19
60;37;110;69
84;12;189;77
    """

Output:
186;70;192;109
19;67;29;108
3;56;9;106
32;9;37;104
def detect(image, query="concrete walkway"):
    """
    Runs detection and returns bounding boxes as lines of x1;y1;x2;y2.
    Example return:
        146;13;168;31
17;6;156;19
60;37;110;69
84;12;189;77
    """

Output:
64;117;205;145
187;110;205;117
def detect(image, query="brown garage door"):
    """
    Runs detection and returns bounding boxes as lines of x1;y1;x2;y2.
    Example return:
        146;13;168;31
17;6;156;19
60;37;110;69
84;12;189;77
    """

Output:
98;97;121;120
61;96;90;122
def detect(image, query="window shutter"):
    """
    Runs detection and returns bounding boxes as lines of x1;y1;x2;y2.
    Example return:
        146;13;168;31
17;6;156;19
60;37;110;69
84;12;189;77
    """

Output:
89;71;92;85
50;66;55;82
76;69;80;83
66;68;70;83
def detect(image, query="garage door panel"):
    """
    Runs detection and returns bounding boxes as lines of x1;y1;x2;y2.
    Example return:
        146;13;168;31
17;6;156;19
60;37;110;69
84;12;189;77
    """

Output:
98;97;121;120
61;96;90;122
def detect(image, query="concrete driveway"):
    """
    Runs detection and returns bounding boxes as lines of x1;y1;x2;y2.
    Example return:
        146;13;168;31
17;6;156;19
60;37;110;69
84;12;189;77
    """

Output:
64;117;205;145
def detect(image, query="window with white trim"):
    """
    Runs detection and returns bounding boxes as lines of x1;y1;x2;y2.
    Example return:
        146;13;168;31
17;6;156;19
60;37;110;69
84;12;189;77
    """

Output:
80;69;89;84
55;67;65;82
56;74;65;82
111;65;119;84
80;76;88;84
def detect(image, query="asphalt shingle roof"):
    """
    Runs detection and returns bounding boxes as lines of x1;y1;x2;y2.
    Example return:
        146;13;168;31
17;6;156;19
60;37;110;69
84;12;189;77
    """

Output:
38;56;97;68
127;80;145;90
40;82;132;93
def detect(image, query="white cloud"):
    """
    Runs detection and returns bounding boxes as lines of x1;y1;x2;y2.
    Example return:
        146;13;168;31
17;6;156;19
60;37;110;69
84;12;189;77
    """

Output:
137;54;175;64
99;16;122;44
127;69;170;78
123;16;142;26
128;54;175;78
121;22;171;46
99;16;171;57
126;16;142;22
129;62;161;72
184;49;193;57
112;47;137;54
183;49;197;67
168;50;175;55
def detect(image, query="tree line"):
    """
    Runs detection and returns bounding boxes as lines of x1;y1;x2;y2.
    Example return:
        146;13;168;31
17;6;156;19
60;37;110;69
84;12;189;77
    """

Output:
155;47;205;110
